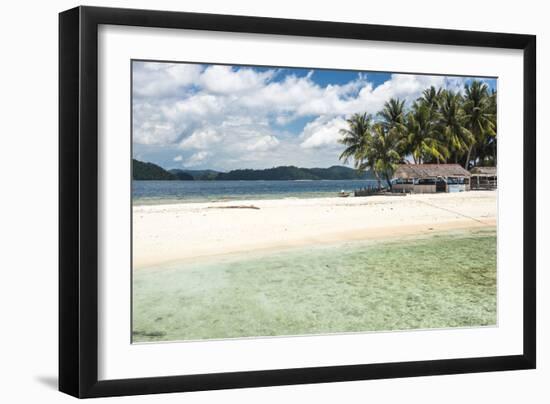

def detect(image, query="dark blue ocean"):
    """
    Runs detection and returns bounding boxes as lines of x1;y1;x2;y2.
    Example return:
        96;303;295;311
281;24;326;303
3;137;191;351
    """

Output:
133;180;379;205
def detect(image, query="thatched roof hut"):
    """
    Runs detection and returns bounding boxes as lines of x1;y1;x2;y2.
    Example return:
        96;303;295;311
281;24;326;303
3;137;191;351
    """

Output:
392;164;470;194
394;164;471;180
470;166;497;176
470;166;497;190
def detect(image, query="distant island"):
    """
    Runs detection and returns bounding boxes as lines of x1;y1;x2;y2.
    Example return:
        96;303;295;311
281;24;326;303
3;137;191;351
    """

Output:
132;159;374;181
214;165;373;181
169;169;219;181
133;159;193;181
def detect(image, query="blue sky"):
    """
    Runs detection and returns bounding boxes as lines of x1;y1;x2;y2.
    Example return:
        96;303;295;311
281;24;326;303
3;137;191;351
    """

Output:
132;61;496;171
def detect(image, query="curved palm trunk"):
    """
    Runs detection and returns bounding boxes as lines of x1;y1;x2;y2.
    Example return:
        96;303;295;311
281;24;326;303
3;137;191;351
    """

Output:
385;172;392;190
464;145;473;169
374;172;382;190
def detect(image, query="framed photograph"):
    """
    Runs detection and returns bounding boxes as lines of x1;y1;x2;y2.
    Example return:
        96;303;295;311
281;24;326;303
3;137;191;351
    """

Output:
59;6;536;398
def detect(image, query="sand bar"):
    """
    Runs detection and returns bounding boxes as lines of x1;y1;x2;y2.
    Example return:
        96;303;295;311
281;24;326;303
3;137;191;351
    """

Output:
133;190;497;269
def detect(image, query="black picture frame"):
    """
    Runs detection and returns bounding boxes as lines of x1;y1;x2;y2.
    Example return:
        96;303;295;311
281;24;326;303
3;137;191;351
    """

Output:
59;5;536;398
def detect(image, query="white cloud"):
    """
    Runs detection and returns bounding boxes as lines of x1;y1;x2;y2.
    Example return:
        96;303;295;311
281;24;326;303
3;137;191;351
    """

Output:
187;151;211;166
179;128;221;150
132;62;482;169
173;155;183;162
300;116;348;149
133;119;180;145
199;65;275;94
246;135;280;151
133;62;203;98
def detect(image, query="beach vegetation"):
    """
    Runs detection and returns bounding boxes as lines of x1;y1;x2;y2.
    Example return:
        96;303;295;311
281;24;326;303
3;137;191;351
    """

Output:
339;81;497;181
463;81;497;167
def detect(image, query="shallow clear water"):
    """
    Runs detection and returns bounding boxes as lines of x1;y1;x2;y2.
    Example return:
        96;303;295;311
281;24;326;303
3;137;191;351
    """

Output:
133;228;497;342
133;179;379;205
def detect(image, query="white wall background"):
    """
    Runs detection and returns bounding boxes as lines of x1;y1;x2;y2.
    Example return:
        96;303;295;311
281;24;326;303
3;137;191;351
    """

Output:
0;0;546;402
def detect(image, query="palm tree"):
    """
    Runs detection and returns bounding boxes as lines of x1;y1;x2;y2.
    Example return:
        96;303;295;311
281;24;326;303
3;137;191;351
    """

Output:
463;80;496;168
418;86;442;113
379;98;407;132
338;113;373;170
437;90;474;167
360;124;404;189
337;85;497;188
405;102;448;164
486;89;498;165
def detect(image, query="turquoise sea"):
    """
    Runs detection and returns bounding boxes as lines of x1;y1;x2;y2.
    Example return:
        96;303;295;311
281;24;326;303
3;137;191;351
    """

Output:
133;179;380;205
133;228;497;342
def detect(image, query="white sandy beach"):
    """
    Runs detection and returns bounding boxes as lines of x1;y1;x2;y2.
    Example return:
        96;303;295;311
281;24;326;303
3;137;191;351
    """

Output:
132;190;496;269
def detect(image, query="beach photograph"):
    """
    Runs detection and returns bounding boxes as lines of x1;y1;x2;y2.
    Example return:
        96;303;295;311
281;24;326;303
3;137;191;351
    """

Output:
131;60;498;343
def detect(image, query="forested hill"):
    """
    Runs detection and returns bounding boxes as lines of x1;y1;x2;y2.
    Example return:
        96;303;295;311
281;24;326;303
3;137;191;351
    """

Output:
215;166;374;180
132;159;193;180
170;169;219;181
133;160;374;181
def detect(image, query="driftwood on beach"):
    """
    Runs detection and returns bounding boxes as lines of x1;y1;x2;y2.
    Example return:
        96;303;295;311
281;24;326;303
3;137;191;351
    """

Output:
207;205;260;210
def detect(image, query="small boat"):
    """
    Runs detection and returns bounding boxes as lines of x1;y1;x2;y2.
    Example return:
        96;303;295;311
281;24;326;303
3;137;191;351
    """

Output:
338;190;351;197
